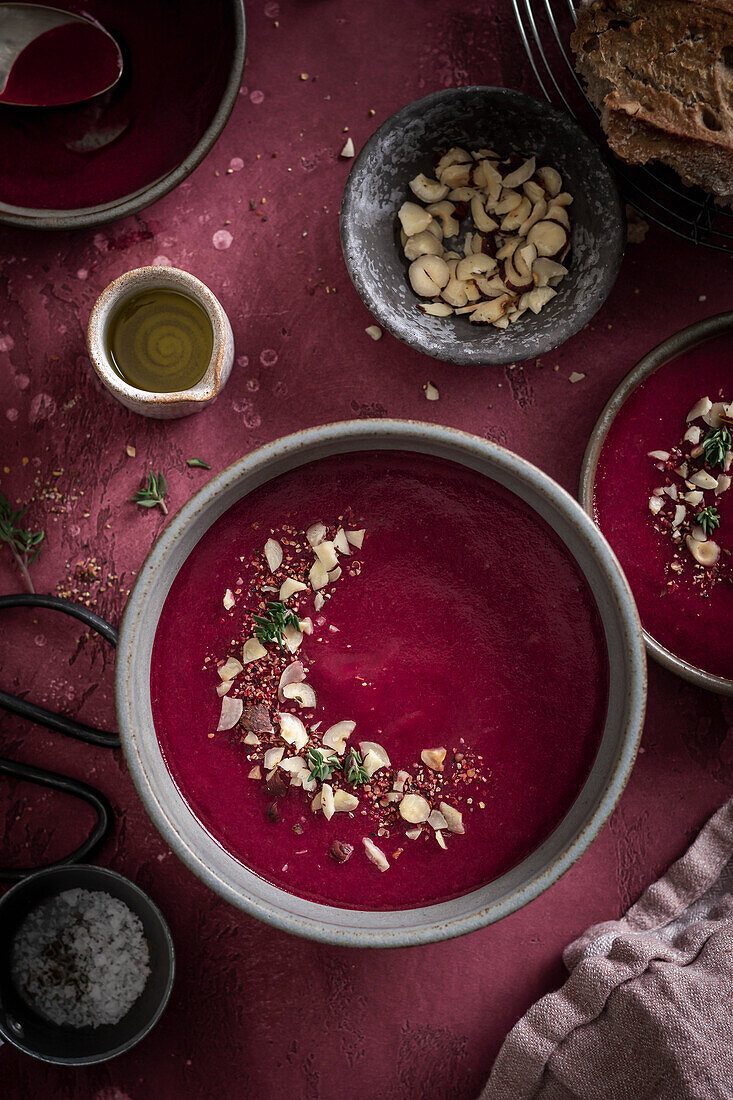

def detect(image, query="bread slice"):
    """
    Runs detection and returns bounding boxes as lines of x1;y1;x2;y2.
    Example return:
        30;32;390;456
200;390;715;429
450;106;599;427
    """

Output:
571;0;733;204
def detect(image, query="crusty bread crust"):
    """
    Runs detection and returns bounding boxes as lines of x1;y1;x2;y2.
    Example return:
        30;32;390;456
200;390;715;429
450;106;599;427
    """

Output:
571;0;733;203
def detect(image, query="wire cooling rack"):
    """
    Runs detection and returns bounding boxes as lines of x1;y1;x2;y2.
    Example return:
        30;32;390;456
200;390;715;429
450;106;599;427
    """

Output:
512;0;733;252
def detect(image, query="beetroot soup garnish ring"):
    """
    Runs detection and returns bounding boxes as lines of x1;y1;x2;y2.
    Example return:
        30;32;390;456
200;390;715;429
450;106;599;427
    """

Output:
116;420;646;947
580;310;733;697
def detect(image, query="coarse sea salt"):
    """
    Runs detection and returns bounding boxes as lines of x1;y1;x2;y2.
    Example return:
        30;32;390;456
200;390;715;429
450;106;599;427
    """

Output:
11;888;150;1029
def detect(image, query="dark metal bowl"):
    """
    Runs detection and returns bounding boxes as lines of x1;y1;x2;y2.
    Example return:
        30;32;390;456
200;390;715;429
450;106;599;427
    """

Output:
340;86;625;366
0;864;174;1064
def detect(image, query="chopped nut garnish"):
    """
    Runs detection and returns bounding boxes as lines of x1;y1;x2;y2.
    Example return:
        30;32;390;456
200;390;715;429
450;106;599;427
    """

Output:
330;840;354;863
421;747;446;773
399;793;431;824
363;836;389;871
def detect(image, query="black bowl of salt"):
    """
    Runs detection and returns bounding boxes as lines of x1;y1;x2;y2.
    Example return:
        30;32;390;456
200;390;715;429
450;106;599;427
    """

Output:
0;864;174;1064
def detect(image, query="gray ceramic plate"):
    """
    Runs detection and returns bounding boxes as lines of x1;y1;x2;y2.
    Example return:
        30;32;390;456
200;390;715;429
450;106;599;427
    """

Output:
580;311;733;696
340;87;625;366
0;1;245;231
116;421;646;947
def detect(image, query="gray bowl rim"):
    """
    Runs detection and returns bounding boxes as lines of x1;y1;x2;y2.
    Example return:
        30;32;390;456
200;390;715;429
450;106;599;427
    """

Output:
0;863;175;1064
0;0;246;231
579;310;733;697
339;85;625;366
116;419;647;947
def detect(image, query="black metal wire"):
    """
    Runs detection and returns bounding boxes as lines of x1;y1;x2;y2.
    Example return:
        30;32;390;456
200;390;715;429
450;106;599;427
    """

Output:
0;594;119;879
513;0;733;252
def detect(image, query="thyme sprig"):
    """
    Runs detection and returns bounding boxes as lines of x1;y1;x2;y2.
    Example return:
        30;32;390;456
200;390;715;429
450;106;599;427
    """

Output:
697;505;721;538
0;493;44;593
702;427;732;470
253;600;301;648
132;471;169;514
307;747;340;783
344;748;369;786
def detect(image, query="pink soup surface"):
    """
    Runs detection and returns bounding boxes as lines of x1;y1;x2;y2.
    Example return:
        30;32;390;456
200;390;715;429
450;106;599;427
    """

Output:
594;334;733;681
151;451;609;910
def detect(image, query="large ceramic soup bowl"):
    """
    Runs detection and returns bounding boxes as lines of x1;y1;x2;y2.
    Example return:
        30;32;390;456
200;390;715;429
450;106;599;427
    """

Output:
116;421;646;947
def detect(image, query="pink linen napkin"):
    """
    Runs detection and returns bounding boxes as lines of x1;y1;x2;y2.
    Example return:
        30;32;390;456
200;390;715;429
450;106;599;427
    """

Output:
482;798;733;1100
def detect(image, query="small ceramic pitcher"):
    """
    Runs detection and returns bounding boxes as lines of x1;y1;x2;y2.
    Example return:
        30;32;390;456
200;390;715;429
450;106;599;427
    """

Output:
87;266;234;419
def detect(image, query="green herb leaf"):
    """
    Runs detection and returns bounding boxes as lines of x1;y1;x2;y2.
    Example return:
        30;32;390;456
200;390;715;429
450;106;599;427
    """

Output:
702;427;732;470
307;747;341;783
697;505;721;538
0;493;45;593
186;458;211;469
253;600;301;648
132;471;169;515
344;748;369;786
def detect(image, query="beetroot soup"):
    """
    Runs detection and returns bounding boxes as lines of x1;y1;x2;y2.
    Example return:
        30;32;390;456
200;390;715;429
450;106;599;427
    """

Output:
594;334;733;681
151;451;609;910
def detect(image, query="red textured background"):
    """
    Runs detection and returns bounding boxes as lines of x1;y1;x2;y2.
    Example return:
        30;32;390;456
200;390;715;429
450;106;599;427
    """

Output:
1;3;732;1097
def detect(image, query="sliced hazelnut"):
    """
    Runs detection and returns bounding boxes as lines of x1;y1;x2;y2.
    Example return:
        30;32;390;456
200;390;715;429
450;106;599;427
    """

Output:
495;237;520;261
409;173;449;203
333;528;351;556
493;189;522;215
333;790;359;812
475;274;509;298
217;695;243;732
309;559;329;591
283;624;304;653
419;302;454;317
421;747;447;772
515;243;537;278
264;746;285;771
306;522;327;547
439;801;465;834
399;793;431;823
523;179;545;203
518;197;547;237
405;828;422;840
449;186;478;202
683;425;702;445
330;840;354;863
398;201;433;236
545;203;571;231
404;230;444;261
470;193;498;232
218;656;243;681
470;295;513;324
672;504;687;527
435;830;448;850
264;538;283;573
223;588;235;610
682;490;703;505
527;220;567;257
217;679;234;697
441;277;470;308
715;474;731;496
647;450;670;462
686;396;712;422
314;540;338;570
279;711;309;752
436;146;472;172
649;496;664;515
686;536;720;567
279;577;308;601
476;159;503;201
243;732;260;746
323;720;356;753
691;525;707;542
522;286;556;314
362;836;389;871
427;809;448;831
500;195;531;232
409;255;450;298
502;156;536;189
703;401;728;428
689;470;718;490
320;782;336;820
536;165;562;196
425;201;459;237
532;257;567;287
346;529;365;548
242;638;267;664
282;682;317;710
247;765;261;780
438;162;472;188
360;740;391;773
